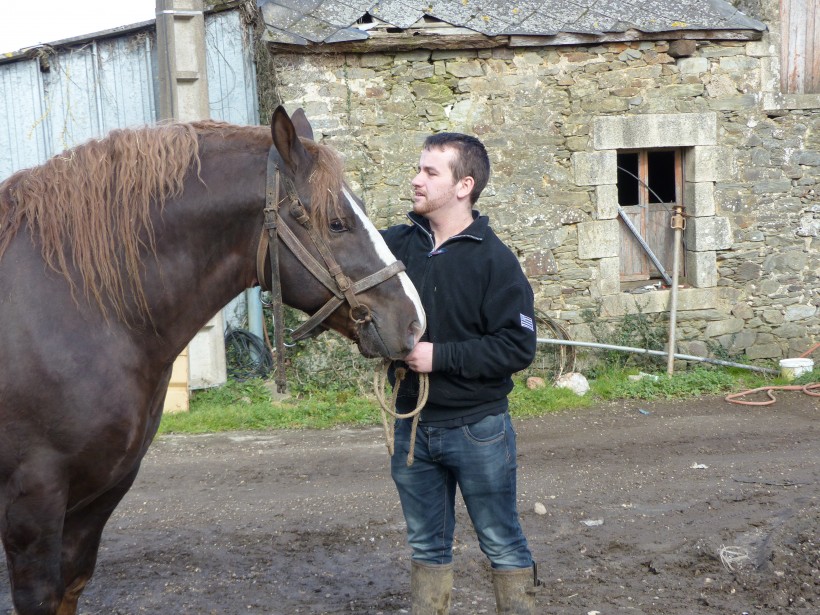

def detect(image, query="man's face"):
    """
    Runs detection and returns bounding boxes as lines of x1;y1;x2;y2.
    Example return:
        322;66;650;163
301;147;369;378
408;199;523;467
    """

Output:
411;146;460;217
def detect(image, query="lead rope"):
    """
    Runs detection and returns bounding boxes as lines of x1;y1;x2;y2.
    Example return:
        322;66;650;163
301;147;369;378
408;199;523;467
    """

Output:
374;359;429;467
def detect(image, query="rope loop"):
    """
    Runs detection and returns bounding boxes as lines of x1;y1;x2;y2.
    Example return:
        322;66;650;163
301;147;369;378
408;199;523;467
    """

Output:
725;382;820;405
374;359;429;466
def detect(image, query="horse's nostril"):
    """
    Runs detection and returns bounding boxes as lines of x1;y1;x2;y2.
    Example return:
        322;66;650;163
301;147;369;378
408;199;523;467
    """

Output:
409;320;424;347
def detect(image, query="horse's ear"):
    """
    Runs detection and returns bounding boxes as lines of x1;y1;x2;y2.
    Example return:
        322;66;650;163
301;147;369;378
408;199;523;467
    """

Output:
290;108;314;141
271;106;311;173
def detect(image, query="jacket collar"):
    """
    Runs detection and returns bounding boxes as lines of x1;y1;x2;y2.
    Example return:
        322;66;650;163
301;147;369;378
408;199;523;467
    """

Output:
407;210;488;243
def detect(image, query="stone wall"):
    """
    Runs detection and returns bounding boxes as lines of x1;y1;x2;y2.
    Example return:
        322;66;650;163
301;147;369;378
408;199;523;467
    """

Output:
256;13;818;365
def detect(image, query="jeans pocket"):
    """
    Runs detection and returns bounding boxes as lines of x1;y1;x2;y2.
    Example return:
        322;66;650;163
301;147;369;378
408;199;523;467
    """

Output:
463;413;506;444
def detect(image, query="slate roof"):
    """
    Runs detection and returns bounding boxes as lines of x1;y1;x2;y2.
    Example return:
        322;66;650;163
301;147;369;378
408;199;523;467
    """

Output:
257;0;766;46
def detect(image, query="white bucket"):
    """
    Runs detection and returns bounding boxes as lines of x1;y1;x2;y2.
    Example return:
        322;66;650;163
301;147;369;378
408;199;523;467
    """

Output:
779;358;814;381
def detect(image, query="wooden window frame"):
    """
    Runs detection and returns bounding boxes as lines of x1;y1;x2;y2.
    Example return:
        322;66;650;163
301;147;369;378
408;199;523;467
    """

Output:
617;148;684;286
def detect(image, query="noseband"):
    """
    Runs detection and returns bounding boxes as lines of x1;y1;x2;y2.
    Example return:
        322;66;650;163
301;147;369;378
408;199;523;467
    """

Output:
256;147;406;393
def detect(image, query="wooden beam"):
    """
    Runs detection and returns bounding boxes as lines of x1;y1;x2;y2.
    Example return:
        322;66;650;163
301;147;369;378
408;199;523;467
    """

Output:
508;29;764;47
264;31;509;54
262;26;764;55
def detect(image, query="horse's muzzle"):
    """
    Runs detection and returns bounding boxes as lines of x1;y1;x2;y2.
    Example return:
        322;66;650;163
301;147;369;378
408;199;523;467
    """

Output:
356;317;423;360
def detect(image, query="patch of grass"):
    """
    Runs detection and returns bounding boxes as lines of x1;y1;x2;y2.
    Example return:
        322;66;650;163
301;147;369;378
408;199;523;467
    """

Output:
791;367;820;386
159;379;382;434
158;363;793;434
509;376;593;417
591;366;740;400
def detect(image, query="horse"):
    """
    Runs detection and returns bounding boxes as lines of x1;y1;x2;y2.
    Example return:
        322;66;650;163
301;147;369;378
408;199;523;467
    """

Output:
0;106;425;615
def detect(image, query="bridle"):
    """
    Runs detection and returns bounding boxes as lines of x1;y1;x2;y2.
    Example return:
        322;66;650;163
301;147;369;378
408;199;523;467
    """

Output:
256;146;406;393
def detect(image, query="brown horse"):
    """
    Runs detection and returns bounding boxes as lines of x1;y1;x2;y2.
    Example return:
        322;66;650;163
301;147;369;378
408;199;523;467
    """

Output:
0;106;424;615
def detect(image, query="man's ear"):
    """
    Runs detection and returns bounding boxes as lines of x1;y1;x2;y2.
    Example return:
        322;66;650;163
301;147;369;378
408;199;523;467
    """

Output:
456;176;475;201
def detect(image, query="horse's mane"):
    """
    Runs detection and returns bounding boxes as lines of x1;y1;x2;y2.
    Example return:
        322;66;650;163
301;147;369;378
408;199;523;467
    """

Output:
0;122;206;321
0;120;347;322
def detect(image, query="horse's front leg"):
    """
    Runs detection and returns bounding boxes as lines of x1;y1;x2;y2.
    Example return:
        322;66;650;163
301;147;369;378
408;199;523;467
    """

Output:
56;366;172;615
56;463;142;615
2;454;69;615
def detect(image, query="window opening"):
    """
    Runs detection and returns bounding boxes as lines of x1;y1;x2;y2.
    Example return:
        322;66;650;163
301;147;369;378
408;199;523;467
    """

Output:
617;149;684;290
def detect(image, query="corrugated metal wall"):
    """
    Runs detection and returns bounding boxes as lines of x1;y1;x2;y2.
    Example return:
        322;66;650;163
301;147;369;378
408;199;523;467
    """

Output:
0;9;260;406
0;9;258;179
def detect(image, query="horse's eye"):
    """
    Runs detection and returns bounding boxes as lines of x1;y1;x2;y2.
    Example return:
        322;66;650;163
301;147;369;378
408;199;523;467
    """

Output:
329;218;349;233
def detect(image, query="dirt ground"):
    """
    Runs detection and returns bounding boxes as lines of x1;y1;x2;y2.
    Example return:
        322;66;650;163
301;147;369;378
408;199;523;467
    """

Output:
1;392;818;614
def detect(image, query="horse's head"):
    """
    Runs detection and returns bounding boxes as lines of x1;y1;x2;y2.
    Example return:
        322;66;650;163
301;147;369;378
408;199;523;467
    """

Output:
262;106;425;359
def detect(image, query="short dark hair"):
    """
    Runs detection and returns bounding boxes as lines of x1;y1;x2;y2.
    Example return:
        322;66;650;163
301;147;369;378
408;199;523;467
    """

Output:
423;132;490;204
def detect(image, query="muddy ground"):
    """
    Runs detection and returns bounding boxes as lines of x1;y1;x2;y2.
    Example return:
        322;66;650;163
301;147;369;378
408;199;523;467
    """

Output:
1;392;818;614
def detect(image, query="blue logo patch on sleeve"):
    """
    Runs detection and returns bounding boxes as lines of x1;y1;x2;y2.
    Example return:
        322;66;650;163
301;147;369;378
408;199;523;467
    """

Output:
520;314;534;331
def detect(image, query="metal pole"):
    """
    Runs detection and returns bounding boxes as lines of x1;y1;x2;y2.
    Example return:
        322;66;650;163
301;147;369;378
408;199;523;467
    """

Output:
536;338;779;375
667;205;685;375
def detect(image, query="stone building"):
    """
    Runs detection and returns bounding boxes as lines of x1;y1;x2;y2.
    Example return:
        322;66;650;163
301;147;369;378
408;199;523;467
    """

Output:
253;0;819;365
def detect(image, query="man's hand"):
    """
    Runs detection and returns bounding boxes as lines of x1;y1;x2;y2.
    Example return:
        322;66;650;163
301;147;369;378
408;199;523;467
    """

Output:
404;341;433;373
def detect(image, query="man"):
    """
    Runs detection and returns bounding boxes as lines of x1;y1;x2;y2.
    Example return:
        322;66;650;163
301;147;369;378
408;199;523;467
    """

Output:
382;133;540;615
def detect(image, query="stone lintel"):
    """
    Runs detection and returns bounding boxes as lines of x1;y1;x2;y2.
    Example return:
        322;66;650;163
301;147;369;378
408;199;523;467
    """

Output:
593;113;718;150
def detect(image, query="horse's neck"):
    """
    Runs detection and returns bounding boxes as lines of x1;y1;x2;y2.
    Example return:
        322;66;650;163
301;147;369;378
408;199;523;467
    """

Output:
144;150;264;347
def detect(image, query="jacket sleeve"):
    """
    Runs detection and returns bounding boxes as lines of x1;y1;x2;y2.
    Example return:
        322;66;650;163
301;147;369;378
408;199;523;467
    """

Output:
433;279;537;380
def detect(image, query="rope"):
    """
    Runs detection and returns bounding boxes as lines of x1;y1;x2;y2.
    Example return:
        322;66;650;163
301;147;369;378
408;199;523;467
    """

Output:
799;342;820;358
726;342;819;405
725;382;820;406
374;359;429;466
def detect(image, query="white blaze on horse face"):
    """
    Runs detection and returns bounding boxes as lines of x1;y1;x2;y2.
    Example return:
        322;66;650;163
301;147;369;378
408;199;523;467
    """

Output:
343;188;426;335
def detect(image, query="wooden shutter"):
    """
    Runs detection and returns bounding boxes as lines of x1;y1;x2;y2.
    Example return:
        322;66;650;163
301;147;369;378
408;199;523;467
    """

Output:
618;150;683;283
781;0;820;94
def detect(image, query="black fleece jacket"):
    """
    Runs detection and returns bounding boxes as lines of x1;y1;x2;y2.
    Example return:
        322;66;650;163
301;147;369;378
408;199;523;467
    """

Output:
382;211;537;426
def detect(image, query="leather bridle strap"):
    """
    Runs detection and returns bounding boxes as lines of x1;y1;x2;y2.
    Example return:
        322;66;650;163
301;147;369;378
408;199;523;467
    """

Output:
282;253;405;342
260;148;288;393
256;147;407;393
259;220;406;339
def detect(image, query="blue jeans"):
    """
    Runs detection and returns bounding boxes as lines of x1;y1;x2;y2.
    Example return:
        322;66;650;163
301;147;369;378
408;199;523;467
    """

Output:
390;412;533;570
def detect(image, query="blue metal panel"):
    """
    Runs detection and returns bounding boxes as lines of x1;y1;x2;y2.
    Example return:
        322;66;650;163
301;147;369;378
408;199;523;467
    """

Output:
0;8;259;182
206;10;259;125
41;45;104;152
95;36;158;130
0;59;50;177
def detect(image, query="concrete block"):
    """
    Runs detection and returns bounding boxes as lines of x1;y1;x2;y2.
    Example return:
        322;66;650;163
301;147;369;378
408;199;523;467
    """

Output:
685;217;733;251
683;182;716;217
577;220;620;259
599;287;720;317
594;257;621;297
594;184;619;220
678;57;709;74
573;150;617;186
685;146;735;182
685;250;718;288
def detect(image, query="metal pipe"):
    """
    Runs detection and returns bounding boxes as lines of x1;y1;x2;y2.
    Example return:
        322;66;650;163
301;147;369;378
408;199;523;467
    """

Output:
246;287;264;339
537;338;779;375
667;204;685;375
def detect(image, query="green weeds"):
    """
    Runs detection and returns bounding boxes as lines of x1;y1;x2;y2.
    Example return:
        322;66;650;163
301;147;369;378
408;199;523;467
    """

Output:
159;364;796;434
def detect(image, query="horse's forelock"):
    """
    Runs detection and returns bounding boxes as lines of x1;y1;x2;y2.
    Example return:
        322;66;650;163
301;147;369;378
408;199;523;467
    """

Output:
300;139;346;236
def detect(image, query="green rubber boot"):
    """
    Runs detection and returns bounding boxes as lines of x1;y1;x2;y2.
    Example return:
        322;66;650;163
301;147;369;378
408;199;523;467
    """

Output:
492;564;542;615
411;560;453;615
